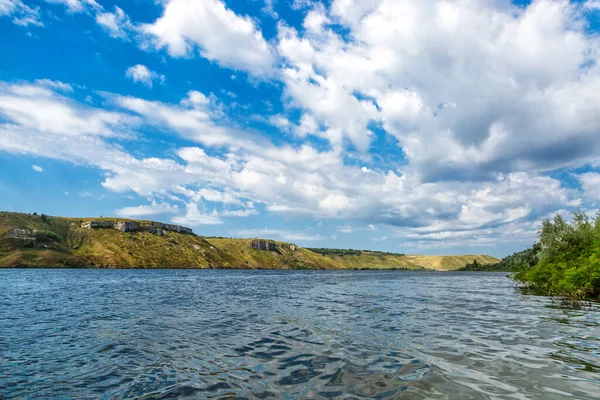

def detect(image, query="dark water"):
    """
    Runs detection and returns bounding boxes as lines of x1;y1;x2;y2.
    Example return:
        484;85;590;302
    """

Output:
1;270;599;399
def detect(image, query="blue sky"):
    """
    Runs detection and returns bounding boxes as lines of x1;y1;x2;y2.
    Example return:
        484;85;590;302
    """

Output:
1;0;600;257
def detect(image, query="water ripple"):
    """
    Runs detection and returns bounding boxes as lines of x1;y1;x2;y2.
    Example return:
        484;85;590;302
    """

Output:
1;270;599;399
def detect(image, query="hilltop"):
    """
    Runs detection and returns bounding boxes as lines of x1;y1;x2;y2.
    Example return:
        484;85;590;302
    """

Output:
0;212;498;270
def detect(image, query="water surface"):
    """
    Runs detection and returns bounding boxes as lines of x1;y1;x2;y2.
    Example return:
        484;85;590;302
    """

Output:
1;270;599;399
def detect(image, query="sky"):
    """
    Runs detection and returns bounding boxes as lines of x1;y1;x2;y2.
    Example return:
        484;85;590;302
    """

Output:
0;0;599;257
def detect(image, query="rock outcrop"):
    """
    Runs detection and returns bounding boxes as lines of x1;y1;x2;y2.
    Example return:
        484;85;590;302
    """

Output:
10;229;36;241
248;239;277;251
81;220;193;235
81;221;114;229
116;221;141;232
151;223;193;235
9;229;59;248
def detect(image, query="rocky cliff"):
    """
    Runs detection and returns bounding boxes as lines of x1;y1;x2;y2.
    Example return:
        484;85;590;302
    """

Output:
81;220;193;235
248;239;277;251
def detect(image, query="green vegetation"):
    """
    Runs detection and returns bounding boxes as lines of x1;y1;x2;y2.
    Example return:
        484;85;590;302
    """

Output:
306;248;406;257
514;212;600;302
306;248;363;256
461;245;541;272
0;211;498;270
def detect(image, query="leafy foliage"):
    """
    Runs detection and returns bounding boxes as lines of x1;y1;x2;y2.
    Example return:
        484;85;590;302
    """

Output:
514;211;600;301
462;245;541;271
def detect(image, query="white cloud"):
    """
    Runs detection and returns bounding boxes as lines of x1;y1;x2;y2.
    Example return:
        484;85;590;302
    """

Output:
0;77;589;253
221;208;258;217
45;0;100;13
578;172;600;201
125;64;165;88
0;0;42;26
268;114;291;130
34;79;73;92
303;3;329;33
31;164;43;172
172;202;222;225
195;188;243;205
337;225;353;233
261;0;278;19
44;0;135;41
96;6;134;39
110;91;264;150
0;82;138;140
141;0;275;76
235;228;325;241
584;0;600;10
278;0;600;178
115;201;178;218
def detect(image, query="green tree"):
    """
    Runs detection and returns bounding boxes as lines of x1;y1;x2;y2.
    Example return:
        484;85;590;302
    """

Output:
515;211;600;302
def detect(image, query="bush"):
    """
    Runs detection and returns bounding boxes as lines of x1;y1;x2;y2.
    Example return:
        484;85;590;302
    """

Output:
306;248;362;256
464;245;540;271
514;211;600;301
35;230;62;242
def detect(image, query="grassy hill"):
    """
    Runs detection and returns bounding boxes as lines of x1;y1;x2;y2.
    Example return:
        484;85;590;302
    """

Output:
0;212;498;270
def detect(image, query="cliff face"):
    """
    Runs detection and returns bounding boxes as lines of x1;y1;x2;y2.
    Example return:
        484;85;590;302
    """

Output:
248;239;277;252
82;220;192;235
0;212;499;270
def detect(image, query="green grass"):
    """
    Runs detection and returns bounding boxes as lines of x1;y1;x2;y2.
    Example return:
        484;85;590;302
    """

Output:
0;211;499;271
205;238;343;270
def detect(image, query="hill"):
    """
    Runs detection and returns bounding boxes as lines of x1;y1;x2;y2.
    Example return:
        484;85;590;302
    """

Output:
0;212;498;270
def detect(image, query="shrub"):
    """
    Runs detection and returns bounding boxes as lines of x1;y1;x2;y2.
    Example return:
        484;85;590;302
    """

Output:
514;211;600;301
35;230;62;242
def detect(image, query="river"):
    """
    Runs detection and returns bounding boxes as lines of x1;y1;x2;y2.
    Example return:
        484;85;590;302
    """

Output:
1;270;598;399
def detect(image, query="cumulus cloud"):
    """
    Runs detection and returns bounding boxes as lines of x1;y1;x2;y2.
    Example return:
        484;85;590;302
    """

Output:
31;164;43;172
125;64;165;88
0;25;593;257
278;0;600;178
140;0;275;76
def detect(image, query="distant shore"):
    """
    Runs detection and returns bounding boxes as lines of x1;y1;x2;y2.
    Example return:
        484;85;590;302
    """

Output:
1;212;499;270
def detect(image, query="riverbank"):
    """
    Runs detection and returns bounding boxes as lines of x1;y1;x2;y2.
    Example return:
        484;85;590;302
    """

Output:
0;212;498;270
